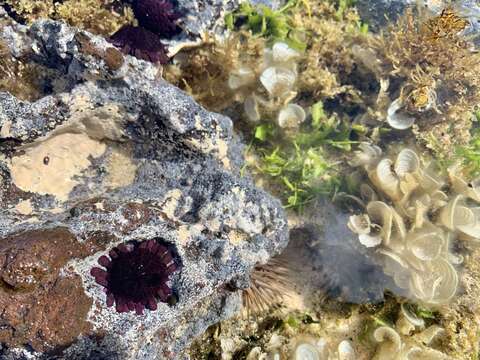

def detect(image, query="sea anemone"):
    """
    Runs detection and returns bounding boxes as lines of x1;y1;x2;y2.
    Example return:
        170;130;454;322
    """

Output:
132;0;181;37
109;25;169;64
90;239;178;315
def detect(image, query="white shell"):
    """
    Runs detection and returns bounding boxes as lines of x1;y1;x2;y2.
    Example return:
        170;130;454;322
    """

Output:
337;340;355;360
246;347;262;360
406;226;444;261
439;195;479;236
373;326;402;352
387;98;415;130
376;159;400;199
277;103;306;128
395;149;420;177
359;233;382;247
260;66;296;97
351;143;383;168
244;95;261;122
294;343;320;360
272;42;300;63
449;165;480;202
410;258;458;304
228;66;256;89
347;214;371;235
400;303;425;328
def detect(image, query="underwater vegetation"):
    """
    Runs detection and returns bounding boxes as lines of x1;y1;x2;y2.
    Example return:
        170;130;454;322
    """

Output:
3;0;135;36
346;144;480;305
165;0;369;210
90;239;178;315
368;303;448;360
355;5;480;157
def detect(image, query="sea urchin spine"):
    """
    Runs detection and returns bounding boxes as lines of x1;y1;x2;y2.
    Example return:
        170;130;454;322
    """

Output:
90;239;178;315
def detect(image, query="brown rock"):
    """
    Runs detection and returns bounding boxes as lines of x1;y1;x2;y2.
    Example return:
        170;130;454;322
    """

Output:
0;228;93;352
104;47;125;71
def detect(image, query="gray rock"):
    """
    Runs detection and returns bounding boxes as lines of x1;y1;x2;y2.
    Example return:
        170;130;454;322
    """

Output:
356;0;414;31
167;0;285;54
0;20;288;359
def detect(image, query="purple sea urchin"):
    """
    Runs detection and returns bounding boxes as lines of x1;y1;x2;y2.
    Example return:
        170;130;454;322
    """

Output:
90;239;178;315
109;25;169;64
132;0;181;37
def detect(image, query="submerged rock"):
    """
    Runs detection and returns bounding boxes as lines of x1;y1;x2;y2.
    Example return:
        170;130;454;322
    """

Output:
0;20;288;359
356;0;414;31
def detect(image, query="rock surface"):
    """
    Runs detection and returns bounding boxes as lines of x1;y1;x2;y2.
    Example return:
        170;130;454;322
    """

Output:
356;0;414;31
0;20;288;359
167;0;285;54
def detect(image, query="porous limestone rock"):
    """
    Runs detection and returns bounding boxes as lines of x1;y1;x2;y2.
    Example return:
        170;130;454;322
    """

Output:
0;20;288;359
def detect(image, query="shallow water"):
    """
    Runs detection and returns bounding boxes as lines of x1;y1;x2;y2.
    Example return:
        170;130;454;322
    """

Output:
1;0;480;359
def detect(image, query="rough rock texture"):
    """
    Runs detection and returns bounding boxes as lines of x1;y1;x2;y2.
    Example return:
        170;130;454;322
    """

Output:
176;0;284;37
0;20;288;359
165;0;284;55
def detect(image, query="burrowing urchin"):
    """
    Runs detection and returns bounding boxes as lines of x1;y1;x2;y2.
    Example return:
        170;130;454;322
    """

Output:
90;239;179;315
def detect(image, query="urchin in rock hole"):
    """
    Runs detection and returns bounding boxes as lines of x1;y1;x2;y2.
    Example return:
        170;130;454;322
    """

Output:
90;239;179;315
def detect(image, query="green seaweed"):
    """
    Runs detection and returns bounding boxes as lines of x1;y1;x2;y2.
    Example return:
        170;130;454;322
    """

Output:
225;0;307;50
249;101;357;211
456;112;480;177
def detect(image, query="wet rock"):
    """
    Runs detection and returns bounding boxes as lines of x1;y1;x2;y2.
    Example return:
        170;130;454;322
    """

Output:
356;0;414;31
166;0;284;55
0;20;288;359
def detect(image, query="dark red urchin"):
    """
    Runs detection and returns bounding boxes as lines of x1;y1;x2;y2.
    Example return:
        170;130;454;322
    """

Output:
132;0;181;38
109;25;169;64
90;239;178;315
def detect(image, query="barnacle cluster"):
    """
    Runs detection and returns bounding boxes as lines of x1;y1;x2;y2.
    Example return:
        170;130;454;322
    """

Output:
90;239;178;315
347;144;480;305
372;304;448;359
